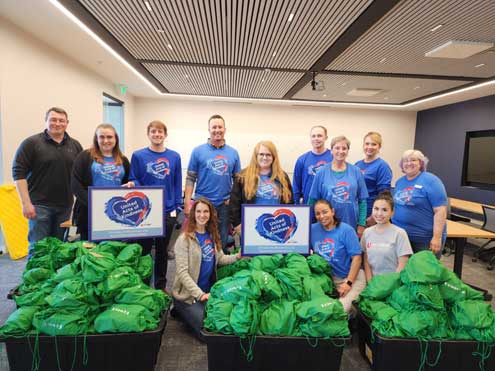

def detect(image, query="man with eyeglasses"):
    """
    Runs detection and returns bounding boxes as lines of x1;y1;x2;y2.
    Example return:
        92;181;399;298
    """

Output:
13;107;82;257
184;114;241;253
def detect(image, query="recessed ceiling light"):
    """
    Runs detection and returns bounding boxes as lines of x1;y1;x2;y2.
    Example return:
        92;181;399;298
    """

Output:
262;79;265;83
347;88;384;97
379;57;387;63
414;86;420;90
425;41;494;59
475;63;486;68
288;13;294;22
264;68;271;73
430;24;443;32
145;1;152;12
323;94;327;97
157;29;165;33
167;44;173;50
185;75;189;79
272;52;277;57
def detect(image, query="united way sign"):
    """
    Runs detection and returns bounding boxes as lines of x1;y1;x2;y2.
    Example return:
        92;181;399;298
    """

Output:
89;186;165;241
241;205;311;256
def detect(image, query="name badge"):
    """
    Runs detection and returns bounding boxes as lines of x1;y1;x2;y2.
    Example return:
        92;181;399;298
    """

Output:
414;184;423;189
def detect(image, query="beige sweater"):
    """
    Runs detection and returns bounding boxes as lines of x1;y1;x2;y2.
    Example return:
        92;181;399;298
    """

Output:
172;233;238;304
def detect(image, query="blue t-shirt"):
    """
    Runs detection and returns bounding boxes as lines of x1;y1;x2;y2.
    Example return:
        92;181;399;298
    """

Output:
129;148;182;213
188;142;241;206
310;222;361;278
354;158;392;217
392;172;447;243
196;231;216;292
254;173;280;205
293;150;333;204
308;163;368;228
91;156;125;186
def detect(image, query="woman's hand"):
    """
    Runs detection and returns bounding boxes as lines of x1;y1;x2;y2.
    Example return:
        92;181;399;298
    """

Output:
121;181;135;188
200;293;210;302
430;236;442;254
357;225;365;238
338;281;352;297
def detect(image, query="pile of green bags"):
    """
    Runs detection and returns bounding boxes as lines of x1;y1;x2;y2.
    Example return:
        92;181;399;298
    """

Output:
0;238;171;337
205;253;349;338
358;251;495;342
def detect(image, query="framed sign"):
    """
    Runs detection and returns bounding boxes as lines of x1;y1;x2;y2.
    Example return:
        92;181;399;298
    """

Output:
89;186;165;241
241;205;311;256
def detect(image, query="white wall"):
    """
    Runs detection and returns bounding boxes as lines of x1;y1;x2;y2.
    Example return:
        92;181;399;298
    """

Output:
132;98;417;184
0;18;135;183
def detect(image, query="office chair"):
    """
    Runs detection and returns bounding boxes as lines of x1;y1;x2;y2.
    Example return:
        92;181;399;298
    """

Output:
472;205;495;270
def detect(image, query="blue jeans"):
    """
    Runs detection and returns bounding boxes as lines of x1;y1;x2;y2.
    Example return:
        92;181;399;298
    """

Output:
410;240;444;259
28;205;71;258
216;202;230;253
173;299;206;341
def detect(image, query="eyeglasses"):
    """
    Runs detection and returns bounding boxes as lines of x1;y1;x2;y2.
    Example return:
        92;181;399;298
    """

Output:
258;153;273;158
49;118;67;124
403;158;419;163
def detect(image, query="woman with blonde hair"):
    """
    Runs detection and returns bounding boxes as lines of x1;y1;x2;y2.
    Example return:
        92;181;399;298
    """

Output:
230;140;293;233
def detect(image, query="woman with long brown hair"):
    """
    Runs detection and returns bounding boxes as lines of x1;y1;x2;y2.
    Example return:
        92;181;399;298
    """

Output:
230;140;293;234
172;197;240;341
71;124;130;240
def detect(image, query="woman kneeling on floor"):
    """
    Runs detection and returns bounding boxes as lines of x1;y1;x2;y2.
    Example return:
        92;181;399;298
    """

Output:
172;197;240;341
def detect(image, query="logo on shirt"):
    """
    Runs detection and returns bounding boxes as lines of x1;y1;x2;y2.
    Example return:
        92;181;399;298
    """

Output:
360;169;366;174
308;160;328;176
146;158;170;179
332;181;350;203
207;155;229;176
255;208;298;243
105;191;151;227
317;238;335;262
95;161;121;181
202;239;215;262
394;186;414;206
256;179;279;200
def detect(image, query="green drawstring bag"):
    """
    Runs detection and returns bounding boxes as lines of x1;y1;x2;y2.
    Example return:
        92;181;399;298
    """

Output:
96;266;142;302
0;306;38;336
306;254;332;276
25;254;53;271
249;254;284;273
449;300;494;330
439;270;484;303
210;275;261;304
52;262;80;283
401;251;449;284
259;299;299;336
80;251;117;283
250;270;283;302
217;259;251;280
136;255;153;280
14;290;47;307
408;283;444;310
273;268;304;301
310;273;335;295
45;278;99;311
51;242;82;269
94;304;158;333
21;267;54;286
387;285;422;312
37;312;91;336
230;299;260;336
116;243;143;268
93;240;129;257
296;296;349;338
283;253;311;276
359;300;404;337
114;285;169;317
394;310;448;339
204;297;234;334
302;276;325;300
359;272;401;301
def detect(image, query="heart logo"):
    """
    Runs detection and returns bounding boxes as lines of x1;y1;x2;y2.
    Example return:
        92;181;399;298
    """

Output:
255;208;298;243
105;191;151;227
146;158;170;179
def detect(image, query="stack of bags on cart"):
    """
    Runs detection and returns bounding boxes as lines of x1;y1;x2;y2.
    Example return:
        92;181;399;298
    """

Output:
204;252;350;338
357;250;495;342
0;237;171;337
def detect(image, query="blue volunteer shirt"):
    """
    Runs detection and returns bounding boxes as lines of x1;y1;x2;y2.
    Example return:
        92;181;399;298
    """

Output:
196;231;216;292
354;157;392;217
254;173;280;204
129;148;182;213
91;156;125;186
188;142;241;206
308;163;368;228
310;222;361;278
293;149;333;204
392;172;447;244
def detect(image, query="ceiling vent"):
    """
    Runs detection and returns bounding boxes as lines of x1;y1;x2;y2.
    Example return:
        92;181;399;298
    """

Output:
346;88;384;97
425;41;494;59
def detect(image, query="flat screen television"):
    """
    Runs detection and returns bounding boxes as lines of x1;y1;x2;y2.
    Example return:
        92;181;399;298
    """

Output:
462;130;495;190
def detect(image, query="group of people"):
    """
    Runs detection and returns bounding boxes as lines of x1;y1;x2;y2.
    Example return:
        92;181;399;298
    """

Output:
12;106;448;341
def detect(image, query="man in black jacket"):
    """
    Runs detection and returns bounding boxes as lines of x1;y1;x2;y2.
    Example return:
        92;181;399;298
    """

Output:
12;107;82;257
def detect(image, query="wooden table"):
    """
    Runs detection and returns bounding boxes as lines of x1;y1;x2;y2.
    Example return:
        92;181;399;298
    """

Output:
449;197;490;215
447;219;495;277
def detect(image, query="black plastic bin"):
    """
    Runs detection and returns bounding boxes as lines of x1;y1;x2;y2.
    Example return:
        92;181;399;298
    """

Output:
201;329;350;371
1;311;167;371
354;304;495;371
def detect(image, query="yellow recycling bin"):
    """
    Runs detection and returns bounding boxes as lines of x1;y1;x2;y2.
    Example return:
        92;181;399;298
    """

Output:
0;184;28;259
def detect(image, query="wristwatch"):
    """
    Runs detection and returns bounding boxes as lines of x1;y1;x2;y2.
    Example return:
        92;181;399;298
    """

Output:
346;280;353;287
